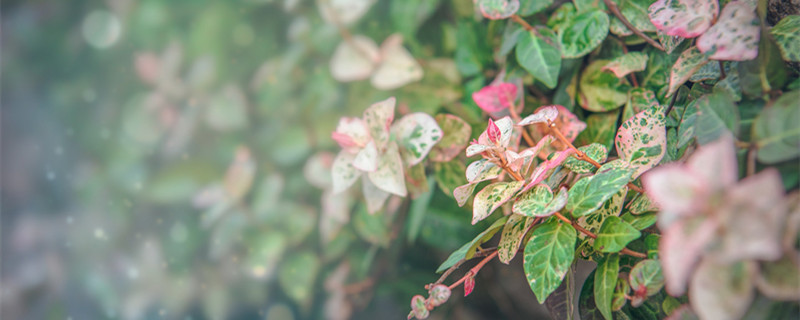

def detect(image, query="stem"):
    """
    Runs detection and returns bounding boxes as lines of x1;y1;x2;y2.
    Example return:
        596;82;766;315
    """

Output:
602;0;665;51
448;251;499;291
548;122;645;194
503;91;537;147
718;61;727;80
510;15;556;47
747;145;757;176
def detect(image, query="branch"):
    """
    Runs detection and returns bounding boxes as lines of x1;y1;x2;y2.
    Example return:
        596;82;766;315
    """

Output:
448;251;499;290
503;91;537;147
602;0;665;51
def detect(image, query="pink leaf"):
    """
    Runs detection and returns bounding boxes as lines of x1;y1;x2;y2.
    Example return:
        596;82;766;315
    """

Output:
615;105;667;179
522;149;575;192
478;0;520;20
648;0;720;38
642;164;708;228
685;134;738;193
696;1;760;61
487;118;502;144
476;117;515;148
517;105;558;126
332;117;371;153
661;216;720;296
464;276;476;296
472;82;517;113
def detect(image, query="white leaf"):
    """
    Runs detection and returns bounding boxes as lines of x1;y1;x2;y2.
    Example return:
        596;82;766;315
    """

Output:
330;36;380;82
367;142;407;196
363;97;395;150
332;151;361;193
362;175;390;213
317;0;375;25
517;106;558;126
371;34;423;90
353;140;379;172
391;112;443;166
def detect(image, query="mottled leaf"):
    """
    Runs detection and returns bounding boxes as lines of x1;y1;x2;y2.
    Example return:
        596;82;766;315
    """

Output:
517;28;561;88
667;46;709;98
392;112;443;165
434;160;467;197
603;52;648;78
353;140;379;172
594;216;641;253
473;181;524;224
518;105;559;126
530;105;587;157
579;59;630;112
615;105;667;178
594;254;620;320
567;167;633;217
609;0;657;36
513;184;554;217
498;214;534;263
697;1;760;61
478;0;520;19
332;117;372;154
564;143;608;174
770;15;800;62
752;90;800;163
622;88;659;124
559;9;610;58
524;220;578;302
574;112;618;150
648;0;719;38
430;114;472;162
363;97;395;149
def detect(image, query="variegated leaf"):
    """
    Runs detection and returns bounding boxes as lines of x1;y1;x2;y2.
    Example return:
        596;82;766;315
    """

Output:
602;52;648;78
478;0;520;20
332;117;371;153
363;97;395;149
513;184;554;217
472;181;524;224
567;167;632;217
430;114;472;162
524;220;577;303
367;143;407;196
362;175;390;213
661;216;720;296
771;15;800;62
454;183;479;207
332;151;360;193
564;143;608;174
689;259;755;320
391;112;443;166
579;59;630;112
622;87;659;123
466;159;503;183
594;216;641;253
518;105;559;126
667;46;709;97
648;0;719;38
615;105;667;179
697;1;759;61
352;140;379;172
498;214;534;264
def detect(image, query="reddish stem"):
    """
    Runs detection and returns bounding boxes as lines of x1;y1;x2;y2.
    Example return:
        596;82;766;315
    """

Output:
448;251;499;291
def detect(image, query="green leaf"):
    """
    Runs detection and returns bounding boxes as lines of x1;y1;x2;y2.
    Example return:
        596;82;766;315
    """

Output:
519;0;553;16
579;60;630;112
574;112;618;150
594;254;620;320
594;216;641;253
500;20;524;57
564;143;609;174
516;27;561;89
667;46;709;98
472;181;524;224
353;206;390;247
694;90;739;145
609;0;657;36
567;168;633;217
513;184;554;217
434;160;467;197
770;15;800;62
498;214;534;263
677;97;699;148
524;220;578;302
621;212;657;230
278;251;320;309
435;216;509;272
390;0;441;41
478;0;520;19
406;178;436;243
602;52;648;78
628;193;658;215
753;90;800;163
629;259;665;297
559;9;610;58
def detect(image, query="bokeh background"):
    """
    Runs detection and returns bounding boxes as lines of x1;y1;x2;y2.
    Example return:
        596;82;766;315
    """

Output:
1;0;556;319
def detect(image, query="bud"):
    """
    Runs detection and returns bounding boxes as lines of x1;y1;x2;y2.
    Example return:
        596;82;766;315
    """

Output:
428;284;451;307
487;119;501;145
464;276;476;297
410;295;429;319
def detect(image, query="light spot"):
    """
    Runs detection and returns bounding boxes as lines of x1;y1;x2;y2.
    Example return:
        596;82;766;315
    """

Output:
82;10;122;49
94;228;106;239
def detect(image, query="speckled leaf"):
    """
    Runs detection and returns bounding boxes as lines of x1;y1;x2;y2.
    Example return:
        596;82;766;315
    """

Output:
472;181;524;224
430;114;471;162
434;160;467;197
454;183;479;207
578;187;627;241
603;52;648;78
559;9;610;58
622;88;659;123
367;143;407;196
752;90;800;163
615;105;667;179
391;112;442;166
658;32;685;54
609;0;657;36
594;254;620;320
629;259;665;298
518;105;559;126
530;105;587;157
594;216;641;253
466;159;503;183
363;97;395;149
519;0;553;15
330;36;380;82
371;34;424;90
629;193;658;214
771;15;800;62
667;46;709;97
567;167;632;217
498;214;534;263
524;220;577;303
579;60;630;112
517;28;561;88
332;151;360;193
332;117;372;154
697;1;760;61
621;211;657;230
689;259;755;320
472;82;517;113
513;184;554;217
478;0;520;19
648;0;719;37
688;60;721;81
564;143;608;174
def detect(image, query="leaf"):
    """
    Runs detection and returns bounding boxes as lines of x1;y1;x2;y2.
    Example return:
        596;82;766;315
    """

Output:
513;184;554;217
697;1;760;61
472;181;524;224
689;259;755;320
594;254;620;320
628;193;658;214
454;183;479;207
463;216;510;259
434;160;467;197
332;117;372;153
564;143;608;174
629;260;665;298
478;0;520;19
694;91;739;145
362;176;390;213
688;60;721;82
755;254;800;301
371;34;424;90
429;114;471;162
524;220;578;303
279;251;320;309
770;15;800;62
667;46;710;97
559;9;610;58
579;59;630;112
574;112;618;150
752;90;800;163
615;105;667;179
545;266;576;320
367;142;407;196
363;97;395;149
390;0;441;40
529;105;587;157
518;105;559;126
318;0;375;25
516;28;561;89
602;52;648;78
519;0;553;16
465;159;503;183
332;151;360;193
594;216;641;253
472;82;517;113
612;277;630;311
567;167;633;217
391;112;443;166
622;87;659;124
353;204;390;245
498;214;534;263
329;36;380;82
660;216;719;296
578;187;627;240
436;242;471;273
621;211;657;230
609;0;657;36
353;140;379;172
647;0;719;38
